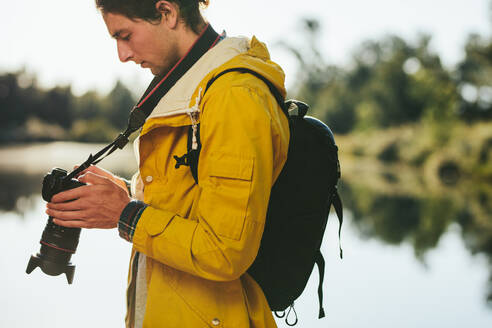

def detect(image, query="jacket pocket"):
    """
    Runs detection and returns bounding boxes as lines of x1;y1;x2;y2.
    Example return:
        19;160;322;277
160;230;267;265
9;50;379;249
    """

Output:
200;152;254;240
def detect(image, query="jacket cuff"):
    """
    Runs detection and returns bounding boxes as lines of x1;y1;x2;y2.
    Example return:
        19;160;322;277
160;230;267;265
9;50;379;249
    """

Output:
118;200;147;242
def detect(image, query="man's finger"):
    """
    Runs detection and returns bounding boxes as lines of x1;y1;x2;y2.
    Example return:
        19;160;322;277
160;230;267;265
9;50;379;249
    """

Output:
78;171;111;185
75;165;113;179
50;185;91;203
87;165;112;177
53;218;90;229
47;198;87;211
46;208;87;221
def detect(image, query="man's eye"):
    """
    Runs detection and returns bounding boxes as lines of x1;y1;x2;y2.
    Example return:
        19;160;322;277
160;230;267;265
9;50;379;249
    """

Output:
121;35;131;41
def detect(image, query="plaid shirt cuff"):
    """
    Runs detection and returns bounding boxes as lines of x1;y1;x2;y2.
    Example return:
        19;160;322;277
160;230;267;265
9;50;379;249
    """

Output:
118;200;147;242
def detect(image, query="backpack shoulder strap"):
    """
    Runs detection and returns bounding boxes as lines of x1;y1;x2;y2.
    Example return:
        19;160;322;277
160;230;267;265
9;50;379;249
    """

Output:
187;68;287;184
203;67;287;115
332;189;344;259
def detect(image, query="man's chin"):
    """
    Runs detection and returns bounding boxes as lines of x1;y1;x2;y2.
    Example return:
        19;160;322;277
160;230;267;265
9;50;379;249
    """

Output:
142;64;160;76
149;64;174;77
152;68;169;77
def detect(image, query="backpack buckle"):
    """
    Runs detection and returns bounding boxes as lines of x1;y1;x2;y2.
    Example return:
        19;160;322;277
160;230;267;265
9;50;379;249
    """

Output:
173;153;190;168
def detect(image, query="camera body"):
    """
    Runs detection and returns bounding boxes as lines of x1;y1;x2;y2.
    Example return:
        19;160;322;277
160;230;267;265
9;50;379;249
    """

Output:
26;168;85;284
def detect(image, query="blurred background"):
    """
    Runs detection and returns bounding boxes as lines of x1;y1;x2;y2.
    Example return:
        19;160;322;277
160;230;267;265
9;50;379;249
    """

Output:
1;0;491;327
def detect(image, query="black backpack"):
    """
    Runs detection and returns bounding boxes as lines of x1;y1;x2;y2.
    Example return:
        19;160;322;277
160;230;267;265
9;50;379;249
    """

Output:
174;67;343;326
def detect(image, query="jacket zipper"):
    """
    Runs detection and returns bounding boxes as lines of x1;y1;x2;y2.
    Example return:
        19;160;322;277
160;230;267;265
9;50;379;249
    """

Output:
187;87;202;151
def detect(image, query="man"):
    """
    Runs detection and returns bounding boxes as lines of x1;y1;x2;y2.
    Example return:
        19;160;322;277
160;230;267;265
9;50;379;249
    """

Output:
46;1;289;327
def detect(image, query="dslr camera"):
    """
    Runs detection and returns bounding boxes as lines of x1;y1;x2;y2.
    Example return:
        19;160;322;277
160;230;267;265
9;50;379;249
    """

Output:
26;168;85;284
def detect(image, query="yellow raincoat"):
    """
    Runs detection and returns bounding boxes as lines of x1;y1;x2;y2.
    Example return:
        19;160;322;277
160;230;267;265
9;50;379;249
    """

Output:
127;36;289;327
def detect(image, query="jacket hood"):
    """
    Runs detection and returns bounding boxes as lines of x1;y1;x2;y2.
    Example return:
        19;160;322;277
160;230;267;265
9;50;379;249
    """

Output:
215;36;286;99
144;36;286;125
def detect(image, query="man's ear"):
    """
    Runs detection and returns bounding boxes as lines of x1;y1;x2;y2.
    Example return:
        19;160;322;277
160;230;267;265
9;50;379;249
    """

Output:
156;1;179;28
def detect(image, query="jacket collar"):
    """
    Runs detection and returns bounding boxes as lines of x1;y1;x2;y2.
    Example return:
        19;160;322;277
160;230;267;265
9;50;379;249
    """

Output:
145;36;250;121
134;24;221;119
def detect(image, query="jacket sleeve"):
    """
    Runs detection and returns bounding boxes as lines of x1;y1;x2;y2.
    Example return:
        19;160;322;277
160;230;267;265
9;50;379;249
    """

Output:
131;84;288;281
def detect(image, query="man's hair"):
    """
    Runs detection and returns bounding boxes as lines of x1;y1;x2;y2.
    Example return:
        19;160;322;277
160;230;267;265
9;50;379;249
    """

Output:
95;0;209;33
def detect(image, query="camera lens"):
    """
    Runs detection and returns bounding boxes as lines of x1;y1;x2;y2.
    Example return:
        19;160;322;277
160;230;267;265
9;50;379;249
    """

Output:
26;219;81;283
26;168;85;284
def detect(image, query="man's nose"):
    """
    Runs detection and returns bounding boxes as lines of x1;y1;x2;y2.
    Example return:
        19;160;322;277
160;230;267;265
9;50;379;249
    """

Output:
117;41;133;63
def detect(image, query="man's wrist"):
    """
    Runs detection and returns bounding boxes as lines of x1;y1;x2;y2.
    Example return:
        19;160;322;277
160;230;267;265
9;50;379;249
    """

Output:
118;200;147;242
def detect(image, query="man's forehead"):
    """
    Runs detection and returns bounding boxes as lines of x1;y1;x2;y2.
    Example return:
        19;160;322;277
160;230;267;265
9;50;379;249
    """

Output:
102;12;132;38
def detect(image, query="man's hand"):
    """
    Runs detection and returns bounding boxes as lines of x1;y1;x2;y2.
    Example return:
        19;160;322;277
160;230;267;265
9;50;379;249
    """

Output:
46;168;131;229
74;165;130;195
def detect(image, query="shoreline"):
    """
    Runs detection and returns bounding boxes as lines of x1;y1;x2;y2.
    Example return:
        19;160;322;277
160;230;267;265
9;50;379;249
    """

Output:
0;141;137;176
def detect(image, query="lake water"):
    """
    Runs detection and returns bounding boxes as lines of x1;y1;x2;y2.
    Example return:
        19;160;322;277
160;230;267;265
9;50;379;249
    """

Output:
1;142;491;328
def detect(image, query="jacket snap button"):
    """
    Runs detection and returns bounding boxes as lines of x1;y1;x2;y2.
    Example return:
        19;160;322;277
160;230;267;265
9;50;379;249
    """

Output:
145;175;153;183
211;318;220;326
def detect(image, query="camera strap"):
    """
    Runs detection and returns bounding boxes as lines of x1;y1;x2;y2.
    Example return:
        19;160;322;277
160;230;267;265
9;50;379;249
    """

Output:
65;24;221;181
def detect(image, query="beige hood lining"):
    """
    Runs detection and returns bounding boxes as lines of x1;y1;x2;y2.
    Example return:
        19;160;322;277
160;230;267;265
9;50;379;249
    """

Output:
147;37;250;120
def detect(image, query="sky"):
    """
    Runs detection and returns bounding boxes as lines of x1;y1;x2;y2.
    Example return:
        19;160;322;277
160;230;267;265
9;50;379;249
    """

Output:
0;0;490;96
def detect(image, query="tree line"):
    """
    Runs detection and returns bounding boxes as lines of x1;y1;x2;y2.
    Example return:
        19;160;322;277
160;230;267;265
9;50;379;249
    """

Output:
0;74;135;143
289;19;491;134
0;21;490;143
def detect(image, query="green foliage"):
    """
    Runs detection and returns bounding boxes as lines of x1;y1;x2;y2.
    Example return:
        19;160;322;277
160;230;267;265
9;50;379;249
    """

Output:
2;21;491;142
457;34;492;120
0;71;41;130
338;121;492;180
102;81;136;130
73;90;103;121
285;19;490;134
70;118;119;143
0;72;137;143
